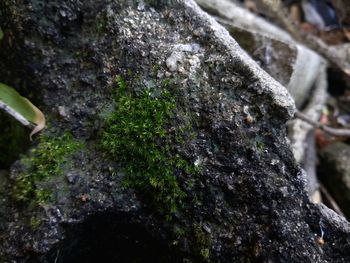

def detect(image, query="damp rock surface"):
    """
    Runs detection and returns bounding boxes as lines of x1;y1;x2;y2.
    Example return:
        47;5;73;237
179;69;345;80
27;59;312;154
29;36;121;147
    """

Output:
0;0;349;262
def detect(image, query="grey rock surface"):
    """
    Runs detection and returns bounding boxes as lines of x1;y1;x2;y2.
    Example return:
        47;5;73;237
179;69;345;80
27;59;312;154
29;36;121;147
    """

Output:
197;0;328;208
196;0;323;109
0;0;349;262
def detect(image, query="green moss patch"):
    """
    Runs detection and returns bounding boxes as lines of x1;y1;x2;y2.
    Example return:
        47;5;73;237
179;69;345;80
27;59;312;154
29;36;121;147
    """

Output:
12;133;82;204
193;224;212;261
101;77;197;215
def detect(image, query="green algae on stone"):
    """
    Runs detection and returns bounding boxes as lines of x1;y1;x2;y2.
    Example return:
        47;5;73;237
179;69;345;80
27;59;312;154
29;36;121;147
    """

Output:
193;224;212;261
12;133;82;204
29;216;42;230
101;77;197;215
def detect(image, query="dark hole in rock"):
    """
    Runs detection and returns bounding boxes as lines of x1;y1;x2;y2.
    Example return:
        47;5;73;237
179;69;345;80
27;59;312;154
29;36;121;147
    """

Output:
0;110;30;169
327;67;350;96
45;212;185;263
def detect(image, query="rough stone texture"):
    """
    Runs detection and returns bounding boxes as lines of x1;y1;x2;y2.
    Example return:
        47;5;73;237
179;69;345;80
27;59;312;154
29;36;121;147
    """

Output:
0;0;349;262
195;0;323;109
319;142;350;218
195;0;328;202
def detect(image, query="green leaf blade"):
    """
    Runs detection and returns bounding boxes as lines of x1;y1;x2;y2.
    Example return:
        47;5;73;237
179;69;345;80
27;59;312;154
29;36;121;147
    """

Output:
0;83;45;139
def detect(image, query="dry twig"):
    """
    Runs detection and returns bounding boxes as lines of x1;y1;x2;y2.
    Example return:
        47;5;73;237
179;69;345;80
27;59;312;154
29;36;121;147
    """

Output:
295;111;350;137
319;183;345;217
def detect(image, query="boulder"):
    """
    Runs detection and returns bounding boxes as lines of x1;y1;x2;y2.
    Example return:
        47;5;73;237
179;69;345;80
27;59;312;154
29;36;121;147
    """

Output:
0;0;349;262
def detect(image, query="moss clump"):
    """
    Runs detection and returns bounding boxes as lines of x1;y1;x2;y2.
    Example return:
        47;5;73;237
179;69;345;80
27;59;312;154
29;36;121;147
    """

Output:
193;224;212;261
29;216;42;229
101;77;196;215
12;133;82;204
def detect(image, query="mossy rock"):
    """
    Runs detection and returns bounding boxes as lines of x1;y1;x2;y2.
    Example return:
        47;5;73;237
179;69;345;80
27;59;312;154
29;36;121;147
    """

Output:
101;77;198;216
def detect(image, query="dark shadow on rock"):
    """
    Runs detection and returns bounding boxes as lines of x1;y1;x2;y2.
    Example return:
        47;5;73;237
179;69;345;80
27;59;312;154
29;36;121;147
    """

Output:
44;212;185;263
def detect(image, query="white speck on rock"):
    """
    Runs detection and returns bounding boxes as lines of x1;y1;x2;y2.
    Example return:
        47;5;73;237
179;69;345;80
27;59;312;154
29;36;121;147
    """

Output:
280;186;289;197
137;1;145;11
60;10;67;17
194;156;202;166
166;43;203;72
271;159;279;165
166;51;183;72
58;106;68;118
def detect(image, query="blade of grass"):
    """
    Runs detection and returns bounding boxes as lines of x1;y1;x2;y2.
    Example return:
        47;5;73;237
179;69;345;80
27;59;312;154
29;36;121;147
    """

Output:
0;83;45;140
